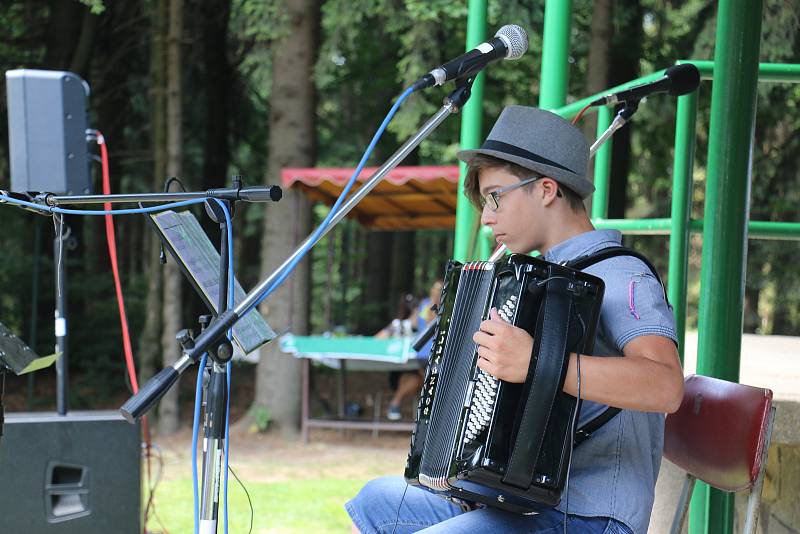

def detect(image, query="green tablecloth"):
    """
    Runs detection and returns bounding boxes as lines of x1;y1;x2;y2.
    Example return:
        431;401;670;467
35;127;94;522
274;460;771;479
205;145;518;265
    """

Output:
280;334;421;371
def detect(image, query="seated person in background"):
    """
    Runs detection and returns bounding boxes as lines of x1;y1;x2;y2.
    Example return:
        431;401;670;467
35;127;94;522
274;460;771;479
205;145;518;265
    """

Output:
375;292;418;340
375;293;418;421
386;279;443;421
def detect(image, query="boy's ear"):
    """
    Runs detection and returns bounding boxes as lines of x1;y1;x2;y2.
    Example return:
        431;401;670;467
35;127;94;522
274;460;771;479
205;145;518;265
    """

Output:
540;177;560;205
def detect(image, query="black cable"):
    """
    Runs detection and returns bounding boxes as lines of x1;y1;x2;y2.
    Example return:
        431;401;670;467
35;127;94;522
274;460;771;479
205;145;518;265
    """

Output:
562;351;580;534
144;443;170;534
156;177;187;266
562;311;587;534
163;177;187;192
390;483;410;534
0;367;6;446
228;464;254;534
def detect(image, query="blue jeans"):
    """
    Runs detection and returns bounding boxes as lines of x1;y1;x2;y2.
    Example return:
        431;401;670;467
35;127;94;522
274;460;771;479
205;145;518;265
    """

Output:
346;476;634;534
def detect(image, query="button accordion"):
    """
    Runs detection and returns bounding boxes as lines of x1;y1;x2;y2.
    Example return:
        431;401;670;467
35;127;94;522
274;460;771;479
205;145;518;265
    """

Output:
404;253;605;513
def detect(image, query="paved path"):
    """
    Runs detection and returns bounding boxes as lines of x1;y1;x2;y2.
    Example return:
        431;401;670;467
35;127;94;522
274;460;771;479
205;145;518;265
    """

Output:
682;331;800;401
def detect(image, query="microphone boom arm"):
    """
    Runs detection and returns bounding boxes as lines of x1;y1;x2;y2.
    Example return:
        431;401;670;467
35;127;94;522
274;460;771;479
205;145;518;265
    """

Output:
590;101;639;157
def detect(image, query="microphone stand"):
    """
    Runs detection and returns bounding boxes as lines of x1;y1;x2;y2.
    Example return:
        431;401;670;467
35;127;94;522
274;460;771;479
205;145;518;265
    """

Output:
26;180;277;534
120;77;478;425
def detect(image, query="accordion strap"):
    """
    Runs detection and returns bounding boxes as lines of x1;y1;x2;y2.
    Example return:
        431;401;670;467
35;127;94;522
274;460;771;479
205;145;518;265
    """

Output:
502;280;573;490
568;245;669;445
566;246;669;305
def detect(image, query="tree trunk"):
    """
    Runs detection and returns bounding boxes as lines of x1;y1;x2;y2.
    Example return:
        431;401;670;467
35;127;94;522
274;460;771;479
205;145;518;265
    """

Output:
137;0;168;388
201;0;231;190
390;230;415;302
607;1;643;219
253;0;319;436
583;0;612;211
158;0;184;436
44;0;85;70
362;231;393;334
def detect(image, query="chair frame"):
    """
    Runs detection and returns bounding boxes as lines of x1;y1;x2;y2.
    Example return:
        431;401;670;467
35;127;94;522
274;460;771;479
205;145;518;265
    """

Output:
668;377;776;534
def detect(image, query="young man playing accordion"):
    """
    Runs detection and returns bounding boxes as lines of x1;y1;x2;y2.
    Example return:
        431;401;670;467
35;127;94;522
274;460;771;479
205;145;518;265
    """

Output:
346;106;684;534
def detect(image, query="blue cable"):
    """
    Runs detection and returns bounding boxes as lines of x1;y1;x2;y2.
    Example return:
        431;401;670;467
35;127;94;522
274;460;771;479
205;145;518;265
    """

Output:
190;199;235;534
248;85;417;314
1;84;417;532
191;352;208;534
0;195;207;215
0;83;417;319
211;86;417;527
209;85;416;529
214;199;235;534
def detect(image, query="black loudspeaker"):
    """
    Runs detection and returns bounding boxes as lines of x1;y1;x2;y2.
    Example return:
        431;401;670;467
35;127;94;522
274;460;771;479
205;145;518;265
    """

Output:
5;69;92;195
0;411;141;533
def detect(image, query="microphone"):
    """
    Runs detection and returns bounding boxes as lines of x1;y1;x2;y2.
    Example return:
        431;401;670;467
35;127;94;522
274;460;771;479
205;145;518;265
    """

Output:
413;24;528;90
590;63;700;106
206;185;282;202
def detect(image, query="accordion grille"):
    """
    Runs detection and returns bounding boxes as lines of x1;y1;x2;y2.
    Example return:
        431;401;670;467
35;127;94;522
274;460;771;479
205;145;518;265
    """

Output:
419;262;494;486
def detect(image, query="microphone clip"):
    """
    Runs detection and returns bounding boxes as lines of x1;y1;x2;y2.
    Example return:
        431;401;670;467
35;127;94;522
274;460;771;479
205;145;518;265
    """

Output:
444;74;477;111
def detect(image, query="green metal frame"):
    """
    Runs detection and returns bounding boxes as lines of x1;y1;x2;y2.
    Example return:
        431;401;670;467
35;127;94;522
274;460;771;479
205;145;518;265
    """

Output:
456;3;796;532
552;59;800;362
453;0;487;262
458;59;800;353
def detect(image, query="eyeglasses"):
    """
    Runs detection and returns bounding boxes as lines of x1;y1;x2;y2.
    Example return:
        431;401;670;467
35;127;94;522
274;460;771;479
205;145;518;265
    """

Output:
479;175;543;212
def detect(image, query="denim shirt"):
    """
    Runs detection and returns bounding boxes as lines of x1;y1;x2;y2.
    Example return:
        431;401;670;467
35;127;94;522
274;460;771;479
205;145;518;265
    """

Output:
543;229;678;534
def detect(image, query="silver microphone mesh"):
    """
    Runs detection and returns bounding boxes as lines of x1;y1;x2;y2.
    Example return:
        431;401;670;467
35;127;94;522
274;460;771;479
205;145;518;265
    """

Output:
495;24;528;60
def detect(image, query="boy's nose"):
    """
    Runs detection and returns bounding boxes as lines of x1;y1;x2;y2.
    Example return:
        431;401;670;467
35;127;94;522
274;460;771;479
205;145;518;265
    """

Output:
480;204;496;226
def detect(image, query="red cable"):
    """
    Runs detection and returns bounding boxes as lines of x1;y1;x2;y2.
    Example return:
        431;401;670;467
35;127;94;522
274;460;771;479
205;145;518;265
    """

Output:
96;132;153;533
571;102;593;125
98;134;139;393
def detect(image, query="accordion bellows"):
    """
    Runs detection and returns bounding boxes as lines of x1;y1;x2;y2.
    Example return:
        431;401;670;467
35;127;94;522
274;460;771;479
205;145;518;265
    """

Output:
405;254;604;513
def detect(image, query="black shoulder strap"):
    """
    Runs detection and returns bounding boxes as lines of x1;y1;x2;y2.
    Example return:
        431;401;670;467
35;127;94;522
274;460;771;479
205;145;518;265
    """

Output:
566;246;670;306
566;246;669;445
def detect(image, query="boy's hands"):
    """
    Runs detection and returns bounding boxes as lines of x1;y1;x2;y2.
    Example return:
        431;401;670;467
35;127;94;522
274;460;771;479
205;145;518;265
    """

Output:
472;308;533;383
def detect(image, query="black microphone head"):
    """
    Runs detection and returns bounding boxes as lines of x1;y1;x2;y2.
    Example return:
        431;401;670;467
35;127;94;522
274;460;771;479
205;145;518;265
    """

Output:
665;63;700;96
495;24;528;60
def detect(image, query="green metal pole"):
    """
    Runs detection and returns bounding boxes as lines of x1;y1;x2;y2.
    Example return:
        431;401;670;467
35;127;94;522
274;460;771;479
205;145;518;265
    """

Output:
668;92;698;362
691;2;763;533
539;0;572;109
591;105;613;220
453;0;487;262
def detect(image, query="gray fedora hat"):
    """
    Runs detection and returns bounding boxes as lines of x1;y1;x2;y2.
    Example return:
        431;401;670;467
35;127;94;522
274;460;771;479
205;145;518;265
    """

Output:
457;105;593;199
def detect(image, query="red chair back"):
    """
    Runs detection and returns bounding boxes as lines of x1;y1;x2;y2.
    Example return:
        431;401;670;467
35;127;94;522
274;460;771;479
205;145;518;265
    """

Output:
663;374;773;492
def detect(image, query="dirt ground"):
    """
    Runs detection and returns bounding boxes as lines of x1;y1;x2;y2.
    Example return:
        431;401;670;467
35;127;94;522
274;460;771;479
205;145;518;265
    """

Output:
154;426;411;484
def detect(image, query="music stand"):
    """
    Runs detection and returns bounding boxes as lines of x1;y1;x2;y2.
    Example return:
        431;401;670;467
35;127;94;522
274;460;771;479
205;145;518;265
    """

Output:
0;321;59;375
148;209;276;357
0;321;59;446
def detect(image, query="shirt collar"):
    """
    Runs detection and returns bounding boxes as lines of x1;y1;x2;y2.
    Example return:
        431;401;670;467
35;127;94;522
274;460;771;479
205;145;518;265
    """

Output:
543;229;622;263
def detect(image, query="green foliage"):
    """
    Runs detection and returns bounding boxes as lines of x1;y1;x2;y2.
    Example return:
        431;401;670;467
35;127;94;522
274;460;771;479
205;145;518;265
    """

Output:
79;0;106;15
2;0;800;405
248;405;271;432
314;0;549;166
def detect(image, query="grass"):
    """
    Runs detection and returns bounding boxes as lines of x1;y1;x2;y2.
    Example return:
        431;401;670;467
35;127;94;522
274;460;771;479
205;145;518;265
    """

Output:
142;430;409;533
147;475;365;533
